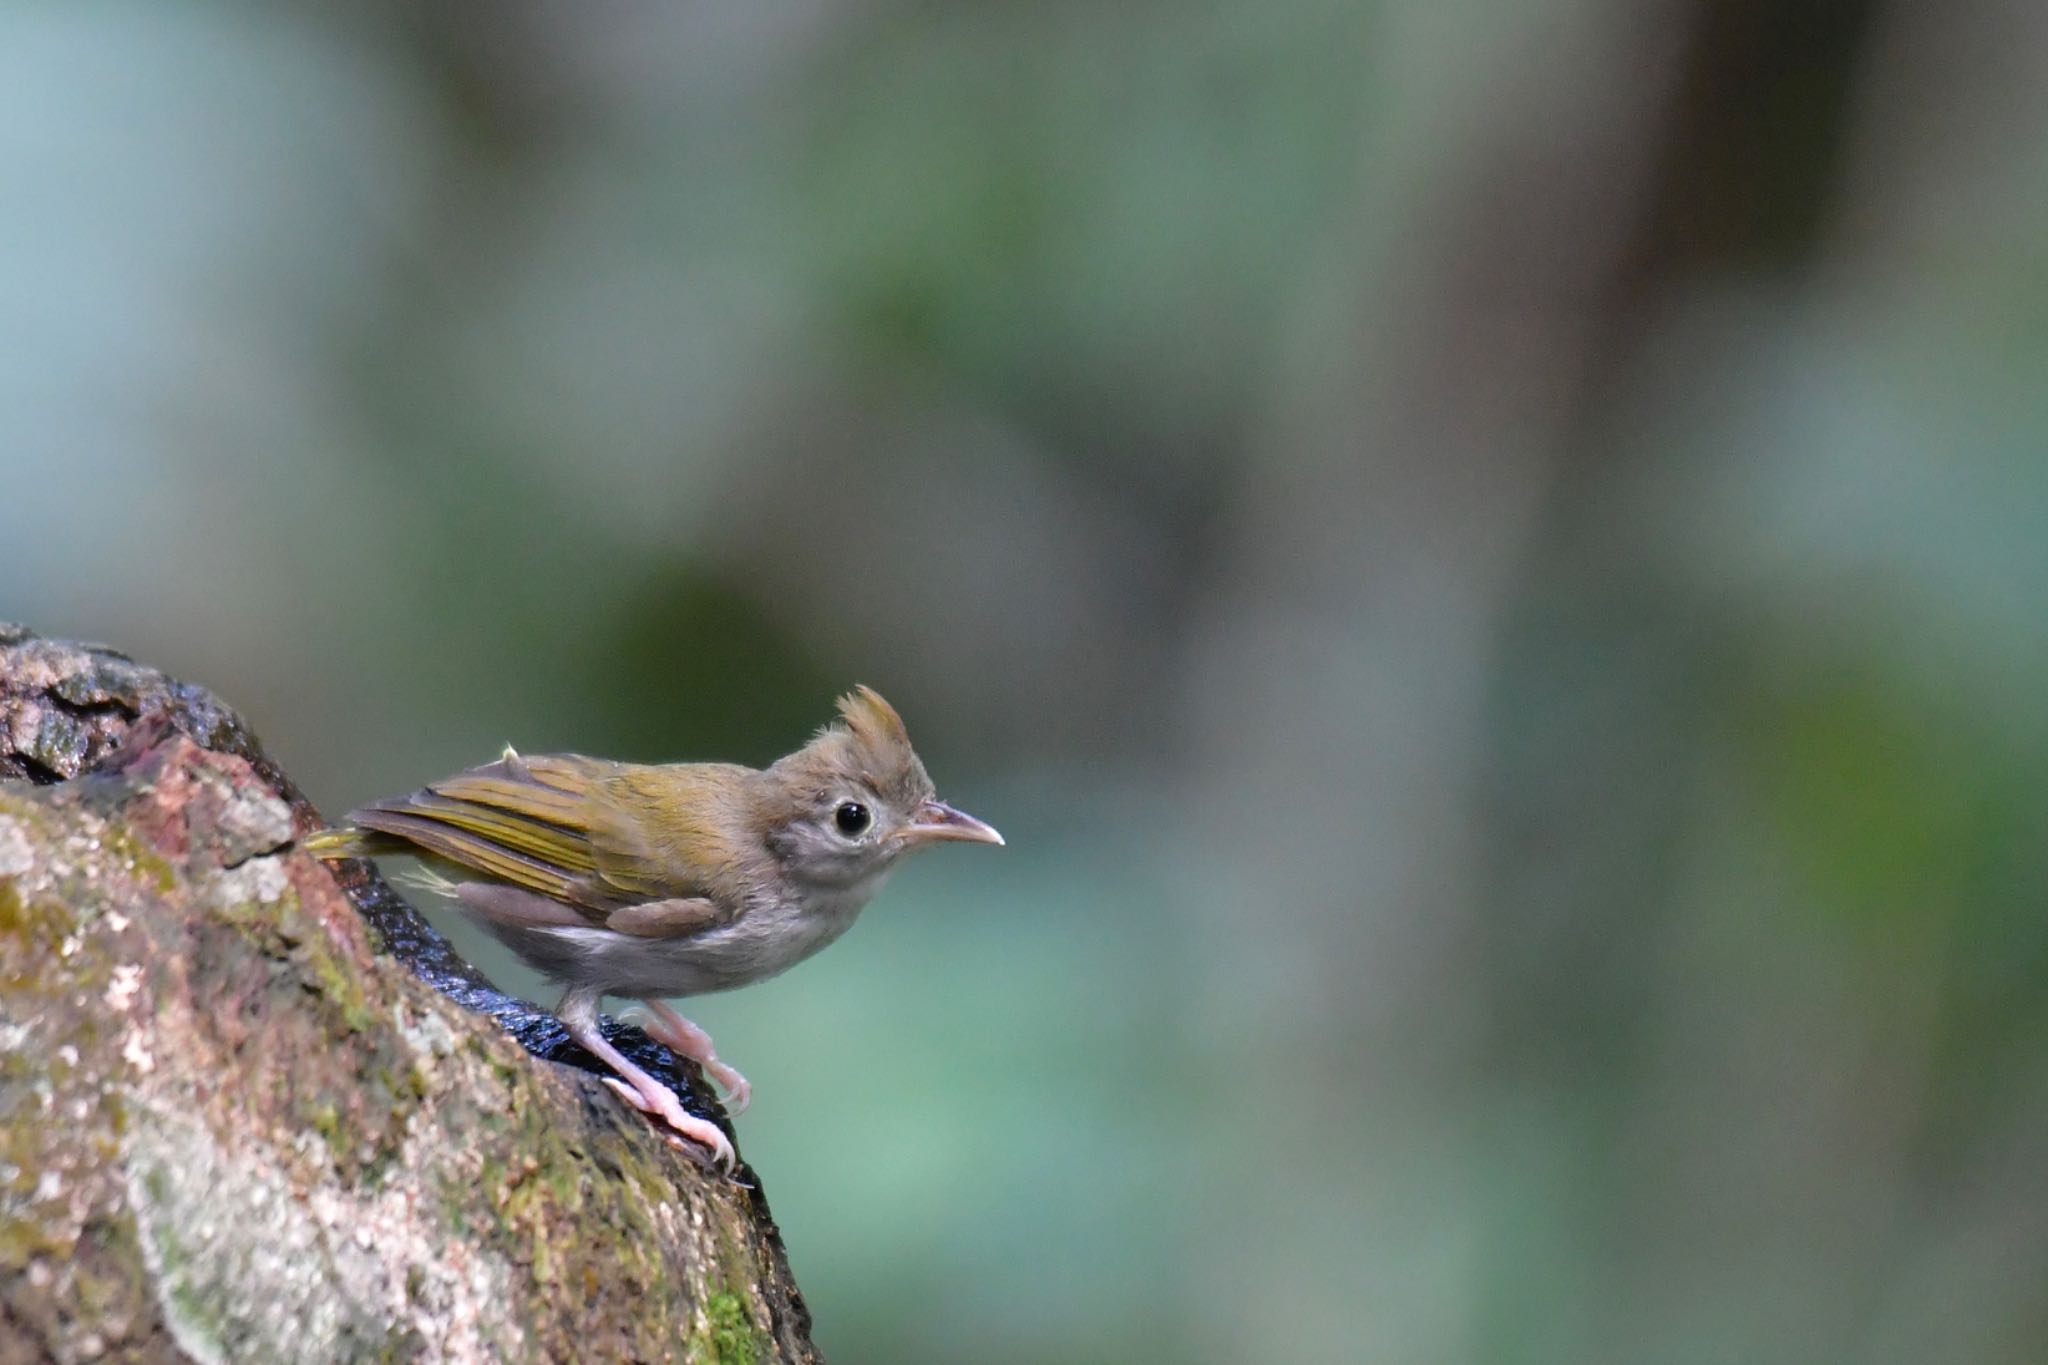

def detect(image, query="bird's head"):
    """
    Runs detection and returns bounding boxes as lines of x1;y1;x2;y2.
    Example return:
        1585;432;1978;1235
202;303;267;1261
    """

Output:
755;685;1003;894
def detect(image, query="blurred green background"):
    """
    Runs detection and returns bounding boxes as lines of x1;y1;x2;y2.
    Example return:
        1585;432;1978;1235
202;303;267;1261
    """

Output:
7;1;2048;1361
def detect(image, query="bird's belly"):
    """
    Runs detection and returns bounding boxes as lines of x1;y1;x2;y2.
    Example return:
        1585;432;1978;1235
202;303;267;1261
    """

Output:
493;895;865;1000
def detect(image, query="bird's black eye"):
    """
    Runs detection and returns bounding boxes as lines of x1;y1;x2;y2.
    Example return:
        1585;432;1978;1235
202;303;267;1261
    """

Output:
834;801;872;836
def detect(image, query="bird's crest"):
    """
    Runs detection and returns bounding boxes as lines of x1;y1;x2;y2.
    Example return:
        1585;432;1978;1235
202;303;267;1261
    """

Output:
837;684;909;753
783;684;930;805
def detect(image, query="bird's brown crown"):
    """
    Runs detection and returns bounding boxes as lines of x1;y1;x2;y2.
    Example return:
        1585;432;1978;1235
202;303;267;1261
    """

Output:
769;684;933;808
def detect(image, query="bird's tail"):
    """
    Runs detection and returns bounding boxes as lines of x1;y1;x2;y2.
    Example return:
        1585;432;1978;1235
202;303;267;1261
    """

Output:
301;826;407;859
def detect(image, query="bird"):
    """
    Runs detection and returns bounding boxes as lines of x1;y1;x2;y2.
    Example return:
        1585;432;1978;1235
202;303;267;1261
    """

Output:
305;685;1002;1170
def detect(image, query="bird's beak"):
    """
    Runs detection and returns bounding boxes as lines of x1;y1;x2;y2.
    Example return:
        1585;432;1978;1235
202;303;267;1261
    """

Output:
903;799;1005;847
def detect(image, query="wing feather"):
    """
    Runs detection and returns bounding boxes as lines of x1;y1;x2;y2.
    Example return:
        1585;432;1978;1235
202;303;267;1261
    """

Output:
403;791;594;873
345;754;624;914
340;753;758;920
343;808;592;905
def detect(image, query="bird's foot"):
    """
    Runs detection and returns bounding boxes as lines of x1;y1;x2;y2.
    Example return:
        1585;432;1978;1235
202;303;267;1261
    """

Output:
600;1076;736;1173
639;1002;753;1115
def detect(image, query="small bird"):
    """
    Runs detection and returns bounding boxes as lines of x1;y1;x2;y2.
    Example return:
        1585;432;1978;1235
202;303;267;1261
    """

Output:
306;686;1002;1170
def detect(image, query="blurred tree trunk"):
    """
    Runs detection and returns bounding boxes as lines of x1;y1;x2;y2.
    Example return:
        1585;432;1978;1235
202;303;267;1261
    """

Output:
0;625;818;1364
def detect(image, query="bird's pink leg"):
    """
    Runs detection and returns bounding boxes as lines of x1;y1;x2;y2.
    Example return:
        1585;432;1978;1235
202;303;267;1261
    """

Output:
557;988;735;1171
639;999;752;1115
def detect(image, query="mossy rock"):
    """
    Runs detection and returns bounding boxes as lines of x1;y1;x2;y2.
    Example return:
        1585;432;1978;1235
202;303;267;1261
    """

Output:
0;628;818;1363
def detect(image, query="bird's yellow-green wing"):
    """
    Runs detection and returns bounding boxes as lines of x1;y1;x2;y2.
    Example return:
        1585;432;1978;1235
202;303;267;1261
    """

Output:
310;752;761;920
329;753;621;913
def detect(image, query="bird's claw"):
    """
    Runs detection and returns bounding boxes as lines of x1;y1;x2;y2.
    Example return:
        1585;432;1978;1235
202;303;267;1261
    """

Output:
601;1077;737;1173
708;1062;752;1116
